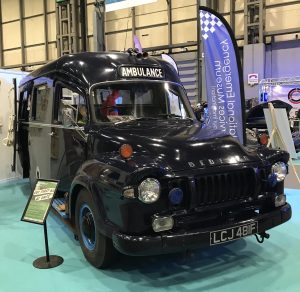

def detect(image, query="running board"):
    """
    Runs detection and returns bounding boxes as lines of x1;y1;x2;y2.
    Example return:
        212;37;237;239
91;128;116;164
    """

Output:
52;198;68;219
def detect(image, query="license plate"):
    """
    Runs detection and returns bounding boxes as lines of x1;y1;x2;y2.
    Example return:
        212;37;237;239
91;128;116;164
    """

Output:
210;222;258;245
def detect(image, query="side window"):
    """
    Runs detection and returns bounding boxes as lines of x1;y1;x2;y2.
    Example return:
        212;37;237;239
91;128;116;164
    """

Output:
55;86;87;127
167;90;187;118
30;84;52;123
19;90;30;121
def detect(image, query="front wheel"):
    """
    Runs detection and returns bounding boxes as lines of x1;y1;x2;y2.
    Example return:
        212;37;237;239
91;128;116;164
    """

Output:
75;189;116;268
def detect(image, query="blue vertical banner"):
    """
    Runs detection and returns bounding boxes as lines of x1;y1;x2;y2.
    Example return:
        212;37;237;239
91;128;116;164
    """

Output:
199;6;245;145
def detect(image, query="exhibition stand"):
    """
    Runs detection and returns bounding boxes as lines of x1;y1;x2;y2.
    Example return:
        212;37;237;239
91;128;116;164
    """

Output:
259;76;300;118
264;102;300;184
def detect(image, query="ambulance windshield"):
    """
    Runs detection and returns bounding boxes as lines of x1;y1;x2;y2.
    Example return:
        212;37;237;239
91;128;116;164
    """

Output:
91;81;194;123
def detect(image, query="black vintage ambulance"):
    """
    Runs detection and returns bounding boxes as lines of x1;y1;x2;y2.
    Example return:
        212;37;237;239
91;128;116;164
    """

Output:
17;51;291;268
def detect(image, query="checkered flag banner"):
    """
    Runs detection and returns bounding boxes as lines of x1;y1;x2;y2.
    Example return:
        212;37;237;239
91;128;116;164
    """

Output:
200;10;223;40
199;6;245;145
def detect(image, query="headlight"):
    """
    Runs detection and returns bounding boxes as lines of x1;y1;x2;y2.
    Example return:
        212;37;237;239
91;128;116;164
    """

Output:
271;162;287;182
138;178;160;204
152;215;174;232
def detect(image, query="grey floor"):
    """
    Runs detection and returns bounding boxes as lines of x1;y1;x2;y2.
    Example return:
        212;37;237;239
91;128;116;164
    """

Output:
285;165;300;189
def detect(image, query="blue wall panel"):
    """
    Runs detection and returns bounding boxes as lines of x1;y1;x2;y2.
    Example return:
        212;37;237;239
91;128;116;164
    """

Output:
243;39;300;99
265;40;300;78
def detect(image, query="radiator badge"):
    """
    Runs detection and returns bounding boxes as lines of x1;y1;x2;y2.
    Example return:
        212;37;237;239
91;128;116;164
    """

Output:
188;156;249;168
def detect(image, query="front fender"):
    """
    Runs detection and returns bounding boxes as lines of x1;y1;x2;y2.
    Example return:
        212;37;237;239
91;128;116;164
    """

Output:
69;171;118;238
257;147;289;165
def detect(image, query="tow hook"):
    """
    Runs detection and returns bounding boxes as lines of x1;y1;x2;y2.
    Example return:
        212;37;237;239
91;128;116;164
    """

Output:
255;232;270;243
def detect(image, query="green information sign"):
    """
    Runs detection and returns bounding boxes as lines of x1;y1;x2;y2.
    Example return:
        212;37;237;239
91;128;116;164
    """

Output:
21;179;59;225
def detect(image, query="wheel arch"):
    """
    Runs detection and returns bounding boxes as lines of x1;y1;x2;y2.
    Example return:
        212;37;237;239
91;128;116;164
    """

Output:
69;177;109;236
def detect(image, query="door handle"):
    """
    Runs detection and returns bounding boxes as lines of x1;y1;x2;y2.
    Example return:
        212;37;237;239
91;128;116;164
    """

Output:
48;131;56;137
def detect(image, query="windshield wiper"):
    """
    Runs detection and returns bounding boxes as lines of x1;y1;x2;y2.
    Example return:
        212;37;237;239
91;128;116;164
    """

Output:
134;117;159;120
114;115;193;125
114;117;159;124
158;113;182;118
157;114;194;121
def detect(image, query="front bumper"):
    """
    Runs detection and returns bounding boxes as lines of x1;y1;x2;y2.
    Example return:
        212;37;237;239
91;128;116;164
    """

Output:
112;203;291;256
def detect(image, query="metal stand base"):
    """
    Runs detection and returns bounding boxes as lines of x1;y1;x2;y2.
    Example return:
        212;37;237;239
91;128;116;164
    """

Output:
33;255;64;269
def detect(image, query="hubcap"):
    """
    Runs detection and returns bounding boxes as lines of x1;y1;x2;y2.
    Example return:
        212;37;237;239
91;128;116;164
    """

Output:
79;203;96;251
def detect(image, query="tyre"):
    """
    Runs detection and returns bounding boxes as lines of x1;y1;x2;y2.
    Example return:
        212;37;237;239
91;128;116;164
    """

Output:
75;189;116;268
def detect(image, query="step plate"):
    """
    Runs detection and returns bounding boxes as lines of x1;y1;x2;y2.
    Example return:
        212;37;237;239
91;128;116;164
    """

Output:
52;198;68;219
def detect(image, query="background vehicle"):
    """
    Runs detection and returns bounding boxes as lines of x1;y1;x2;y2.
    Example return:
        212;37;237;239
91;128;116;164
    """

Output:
246;100;300;150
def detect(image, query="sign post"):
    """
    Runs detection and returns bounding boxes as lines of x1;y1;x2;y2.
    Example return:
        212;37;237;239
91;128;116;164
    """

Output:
21;179;64;269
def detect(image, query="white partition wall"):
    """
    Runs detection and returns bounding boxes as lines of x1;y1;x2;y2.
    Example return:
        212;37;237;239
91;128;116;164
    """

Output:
0;69;27;182
264;106;297;159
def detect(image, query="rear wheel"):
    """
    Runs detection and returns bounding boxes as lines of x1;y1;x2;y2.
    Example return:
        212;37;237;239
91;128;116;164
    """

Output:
75;189;116;268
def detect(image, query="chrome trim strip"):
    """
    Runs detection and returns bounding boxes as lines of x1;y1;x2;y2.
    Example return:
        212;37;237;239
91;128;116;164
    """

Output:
22;121;84;130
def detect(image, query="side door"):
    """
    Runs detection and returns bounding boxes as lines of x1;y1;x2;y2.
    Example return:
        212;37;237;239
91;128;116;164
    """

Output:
28;80;53;187
51;83;88;191
17;85;32;178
